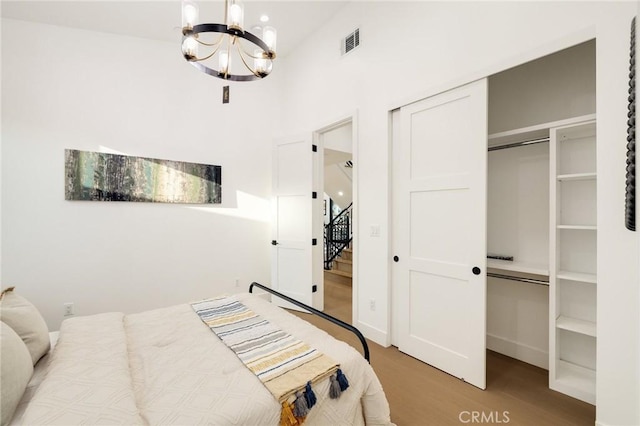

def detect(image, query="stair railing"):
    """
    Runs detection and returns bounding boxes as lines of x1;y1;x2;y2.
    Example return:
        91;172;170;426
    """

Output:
324;202;353;270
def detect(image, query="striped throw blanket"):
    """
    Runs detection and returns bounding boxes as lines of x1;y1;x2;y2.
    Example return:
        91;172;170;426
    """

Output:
191;295;349;426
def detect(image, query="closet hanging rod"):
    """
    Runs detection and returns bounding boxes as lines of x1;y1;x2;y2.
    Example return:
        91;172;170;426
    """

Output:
487;272;549;286
488;136;550;152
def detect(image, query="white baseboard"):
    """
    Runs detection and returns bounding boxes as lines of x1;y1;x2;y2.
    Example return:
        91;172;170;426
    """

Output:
356;320;389;348
487;333;548;370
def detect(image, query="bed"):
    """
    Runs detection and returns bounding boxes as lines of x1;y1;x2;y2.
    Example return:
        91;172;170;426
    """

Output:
1;284;393;425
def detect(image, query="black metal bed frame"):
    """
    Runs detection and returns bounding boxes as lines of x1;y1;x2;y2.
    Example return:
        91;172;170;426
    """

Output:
248;282;370;363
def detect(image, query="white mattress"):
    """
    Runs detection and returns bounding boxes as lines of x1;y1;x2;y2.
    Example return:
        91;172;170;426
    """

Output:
12;293;393;425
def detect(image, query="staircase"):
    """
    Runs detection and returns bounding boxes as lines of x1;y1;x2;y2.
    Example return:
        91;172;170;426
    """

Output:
324;202;353;286
325;245;352;286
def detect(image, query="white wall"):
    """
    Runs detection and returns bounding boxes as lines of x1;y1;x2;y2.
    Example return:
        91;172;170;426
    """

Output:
487;143;550;369
1;19;276;330
324;163;353;207
323;122;352;153
278;2;638;425
595;7;640;425
489;39;596;134
322;122;353;218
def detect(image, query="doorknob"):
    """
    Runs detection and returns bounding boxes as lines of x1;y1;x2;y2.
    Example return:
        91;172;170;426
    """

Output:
393;256;399;262
472;266;481;275
271;240;279;245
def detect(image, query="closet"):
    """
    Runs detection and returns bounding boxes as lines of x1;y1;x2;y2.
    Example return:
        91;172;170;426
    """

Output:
391;39;597;405
486;40;596;404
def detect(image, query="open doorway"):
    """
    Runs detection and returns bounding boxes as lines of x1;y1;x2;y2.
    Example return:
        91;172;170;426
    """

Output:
316;119;354;322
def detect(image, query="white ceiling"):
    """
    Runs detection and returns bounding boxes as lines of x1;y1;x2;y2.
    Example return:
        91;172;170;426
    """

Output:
0;1;349;57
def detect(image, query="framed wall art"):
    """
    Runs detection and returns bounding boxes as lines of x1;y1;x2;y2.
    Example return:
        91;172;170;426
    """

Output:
65;149;221;204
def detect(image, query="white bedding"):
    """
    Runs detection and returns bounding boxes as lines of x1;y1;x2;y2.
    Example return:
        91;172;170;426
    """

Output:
9;332;58;425
13;293;392;425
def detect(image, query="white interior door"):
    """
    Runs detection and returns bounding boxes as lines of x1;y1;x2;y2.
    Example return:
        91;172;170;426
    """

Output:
395;79;488;389
271;136;318;309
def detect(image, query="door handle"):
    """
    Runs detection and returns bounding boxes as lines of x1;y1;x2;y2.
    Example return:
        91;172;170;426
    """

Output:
472;266;481;275
393;256;399;262
271;240;279;245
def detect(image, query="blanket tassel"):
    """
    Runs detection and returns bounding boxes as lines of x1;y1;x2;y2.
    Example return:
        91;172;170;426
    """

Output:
336;368;350;392
329;373;341;399
293;391;310;418
329;368;350;399
304;381;317;409
280;401;299;426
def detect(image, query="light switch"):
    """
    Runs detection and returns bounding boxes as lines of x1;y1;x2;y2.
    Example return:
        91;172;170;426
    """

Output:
370;225;380;237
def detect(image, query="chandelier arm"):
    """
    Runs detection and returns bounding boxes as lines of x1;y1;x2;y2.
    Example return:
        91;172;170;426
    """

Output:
236;38;263;60
223;34;232;79
236;43;261;78
190;43;222;63
195;33;224;47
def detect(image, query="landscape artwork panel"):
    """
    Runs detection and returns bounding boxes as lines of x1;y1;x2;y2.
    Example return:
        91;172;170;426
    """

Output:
65;149;221;203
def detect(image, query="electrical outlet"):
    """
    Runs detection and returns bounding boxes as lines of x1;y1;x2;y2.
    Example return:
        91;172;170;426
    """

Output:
63;302;74;316
369;299;376;311
235;278;240;287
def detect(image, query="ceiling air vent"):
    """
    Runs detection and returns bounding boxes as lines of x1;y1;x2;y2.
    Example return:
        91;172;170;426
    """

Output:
341;28;360;55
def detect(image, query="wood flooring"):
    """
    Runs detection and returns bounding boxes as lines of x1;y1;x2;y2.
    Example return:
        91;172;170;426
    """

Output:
289;279;596;426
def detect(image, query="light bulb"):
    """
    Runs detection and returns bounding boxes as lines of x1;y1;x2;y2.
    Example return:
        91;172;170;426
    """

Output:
254;49;267;75
250;26;262;38
182;1;198;29
182;36;198;59
263;26;277;53
228;1;244;30
219;50;230;75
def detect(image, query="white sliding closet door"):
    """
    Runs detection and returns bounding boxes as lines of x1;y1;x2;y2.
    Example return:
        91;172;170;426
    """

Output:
271;136;317;310
396;79;488;389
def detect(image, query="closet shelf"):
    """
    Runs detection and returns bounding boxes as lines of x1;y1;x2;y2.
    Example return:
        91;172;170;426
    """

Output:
488;113;596;148
557;172;597;181
557;225;597;231
556;315;597;337
557;270;597;283
487;259;548;276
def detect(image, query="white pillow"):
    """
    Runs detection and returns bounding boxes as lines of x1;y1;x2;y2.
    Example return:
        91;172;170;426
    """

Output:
0;322;34;426
0;287;50;365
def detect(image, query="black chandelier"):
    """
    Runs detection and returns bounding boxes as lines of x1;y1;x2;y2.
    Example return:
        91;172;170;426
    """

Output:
181;0;277;81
